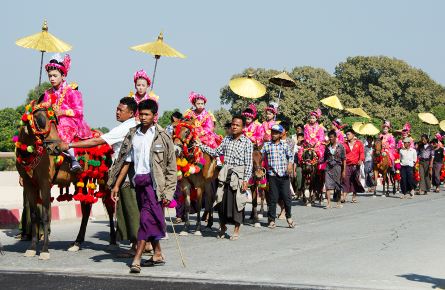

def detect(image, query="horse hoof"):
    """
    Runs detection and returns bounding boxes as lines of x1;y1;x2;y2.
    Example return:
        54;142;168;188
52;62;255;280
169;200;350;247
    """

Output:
194;231;202;236
67;244;80;252
254;222;261;228
24;250;36;257
39;252;50;260
179;231;188;236
258;214;263;219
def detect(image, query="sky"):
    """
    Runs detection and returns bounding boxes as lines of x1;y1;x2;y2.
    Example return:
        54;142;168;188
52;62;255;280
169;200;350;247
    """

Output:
1;0;444;128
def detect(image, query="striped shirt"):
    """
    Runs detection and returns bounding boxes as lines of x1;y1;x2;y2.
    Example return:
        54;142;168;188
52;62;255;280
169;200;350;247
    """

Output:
261;140;294;177
200;135;253;181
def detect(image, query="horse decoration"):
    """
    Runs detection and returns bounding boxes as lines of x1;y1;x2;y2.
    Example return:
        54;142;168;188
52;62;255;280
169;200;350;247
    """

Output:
172;118;218;236
300;145;324;206
248;149;267;227
372;139;395;196
13;101;115;259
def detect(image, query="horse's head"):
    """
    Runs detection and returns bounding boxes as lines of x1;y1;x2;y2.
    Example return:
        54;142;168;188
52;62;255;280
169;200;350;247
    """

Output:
374;139;382;155
302;147;317;173
28;102;61;155
252;149;266;180
172;118;197;158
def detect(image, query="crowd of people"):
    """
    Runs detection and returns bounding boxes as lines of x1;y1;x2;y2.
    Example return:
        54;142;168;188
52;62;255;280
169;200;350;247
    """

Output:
16;53;444;273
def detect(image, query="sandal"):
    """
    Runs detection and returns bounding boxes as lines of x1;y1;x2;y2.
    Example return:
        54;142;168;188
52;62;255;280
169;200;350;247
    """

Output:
351;198;358;203
142;258;166;267
268;221;276;229
129;264;141;273
229;234;239;241
216;227;227;239
287;218;295;229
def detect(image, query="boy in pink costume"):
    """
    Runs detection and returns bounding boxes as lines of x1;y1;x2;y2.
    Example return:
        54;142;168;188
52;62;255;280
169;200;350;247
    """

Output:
331;118;345;144
242;104;265;148
262;103;280;143
302;109;325;160
183;91;221;148
42;54;92;171
396;123;414;149
132;69;159;121
379;120;396;166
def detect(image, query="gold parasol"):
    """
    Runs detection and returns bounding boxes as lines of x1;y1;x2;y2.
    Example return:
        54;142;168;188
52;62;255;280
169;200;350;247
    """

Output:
16;20;72;86
358;123;380;135
418;112;439;125
352;122;364;134
269;71;296;107
345;108;371;119
130;32;186;90
439;120;445;132
229;74;266;99
320;95;344;110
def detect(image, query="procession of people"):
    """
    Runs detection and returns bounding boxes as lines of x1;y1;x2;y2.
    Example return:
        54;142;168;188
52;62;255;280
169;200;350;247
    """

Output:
13;53;445;274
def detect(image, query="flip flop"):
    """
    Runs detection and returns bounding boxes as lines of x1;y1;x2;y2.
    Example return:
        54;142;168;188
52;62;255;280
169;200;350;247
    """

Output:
142;258;165;267
287;219;296;229
268;221;276;229
229;234;239;241
129;264;141;273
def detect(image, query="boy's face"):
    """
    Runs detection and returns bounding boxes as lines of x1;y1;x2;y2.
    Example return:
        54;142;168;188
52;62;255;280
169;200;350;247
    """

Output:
138;109;156;127
383;127;389;134
404;142;411;149
367;138;373;146
48;70;64;88
266;111;274;121
271;130;281;141
245;117;253;125
328;134;336;143
135;78;149;96
297;136;304;144
194;99;205;110
346;132;354;141
309;115;317;124
116;103;134;122
231;118;243;135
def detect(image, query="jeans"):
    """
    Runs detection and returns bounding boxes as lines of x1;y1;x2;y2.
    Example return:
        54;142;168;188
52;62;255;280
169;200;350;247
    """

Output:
400;166;415;194
267;175;292;221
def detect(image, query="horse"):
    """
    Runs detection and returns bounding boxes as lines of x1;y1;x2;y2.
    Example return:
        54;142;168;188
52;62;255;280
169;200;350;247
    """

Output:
15;102;116;259
373;139;395;196
301;146;324;206
172;118;218;236
248;148;267;227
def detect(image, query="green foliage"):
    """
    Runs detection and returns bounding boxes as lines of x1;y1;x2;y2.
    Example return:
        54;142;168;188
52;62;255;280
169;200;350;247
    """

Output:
0;158;16;171
0;108;21;151
25;82;52;104
92;127;110;134
212;107;232;131
158;108;180;128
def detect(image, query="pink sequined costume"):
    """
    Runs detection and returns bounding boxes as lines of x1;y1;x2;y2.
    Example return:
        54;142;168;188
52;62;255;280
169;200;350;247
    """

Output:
184;92;222;149
396;123;414;149
242;104;265;147
262;103;279;143
44;55;92;143
299;109;325;161
379;120;396;165
132;69;159;120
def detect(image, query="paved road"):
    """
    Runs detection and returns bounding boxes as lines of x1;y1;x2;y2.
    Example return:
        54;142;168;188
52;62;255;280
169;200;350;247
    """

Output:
1;191;445;289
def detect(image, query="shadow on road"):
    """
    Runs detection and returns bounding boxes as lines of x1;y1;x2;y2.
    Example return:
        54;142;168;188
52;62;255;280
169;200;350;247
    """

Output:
397;273;445;289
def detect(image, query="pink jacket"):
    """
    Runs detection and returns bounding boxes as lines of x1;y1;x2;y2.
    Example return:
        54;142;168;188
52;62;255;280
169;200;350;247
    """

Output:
262;120;279;143
184;108;221;148
380;133;396;162
243;120;265;147
304;123;325;159
43;82;92;143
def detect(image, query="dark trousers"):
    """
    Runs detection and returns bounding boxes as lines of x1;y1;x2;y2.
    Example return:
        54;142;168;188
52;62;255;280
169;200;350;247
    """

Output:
432;162;442;187
400;166;415;194
419;160;431;192
267;175;291;221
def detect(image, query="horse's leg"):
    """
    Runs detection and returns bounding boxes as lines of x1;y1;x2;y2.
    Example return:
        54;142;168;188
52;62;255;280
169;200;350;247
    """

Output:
180;183;191;236
373;170;378;196
259;188;265;217
68;202;91;252
204;181;215;230
36;182;51;260
250;184;257;221
104;198;117;246
24;182;38;257
194;187;203;236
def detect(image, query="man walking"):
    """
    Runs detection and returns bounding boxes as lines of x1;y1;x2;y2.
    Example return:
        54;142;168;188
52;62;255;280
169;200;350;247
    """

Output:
343;129;365;203
399;137;417;199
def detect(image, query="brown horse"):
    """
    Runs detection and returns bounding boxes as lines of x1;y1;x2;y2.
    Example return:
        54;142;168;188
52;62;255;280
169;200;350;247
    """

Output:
301;146;324;206
15;102;115;259
248;149;267;227
172;118;218;236
373;139;395;196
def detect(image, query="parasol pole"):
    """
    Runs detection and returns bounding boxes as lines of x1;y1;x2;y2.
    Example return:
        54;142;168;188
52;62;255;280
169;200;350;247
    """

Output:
151;55;160;90
38;50;45;86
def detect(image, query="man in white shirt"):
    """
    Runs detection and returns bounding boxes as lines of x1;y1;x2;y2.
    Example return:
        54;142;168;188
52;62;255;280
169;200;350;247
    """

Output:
59;97;140;253
399;137;417;199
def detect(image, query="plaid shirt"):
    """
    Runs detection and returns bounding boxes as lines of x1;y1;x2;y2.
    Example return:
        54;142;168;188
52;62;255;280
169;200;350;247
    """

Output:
200;135;253;181
261;140;294;177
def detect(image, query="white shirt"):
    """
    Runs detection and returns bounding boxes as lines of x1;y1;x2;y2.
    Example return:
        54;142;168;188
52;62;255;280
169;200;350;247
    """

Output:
126;126;156;175
101;118;137;161
399;148;417;167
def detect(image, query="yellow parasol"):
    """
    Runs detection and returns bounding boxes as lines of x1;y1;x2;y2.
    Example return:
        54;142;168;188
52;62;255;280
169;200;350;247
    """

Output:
352;122;364;134
358;123;380;135
15;20;72;86
418;112;439;125
130;32;186;90
439;120;445;132
320;95;344;110
229;74;266;99
269;71;296;106
345;108;371;119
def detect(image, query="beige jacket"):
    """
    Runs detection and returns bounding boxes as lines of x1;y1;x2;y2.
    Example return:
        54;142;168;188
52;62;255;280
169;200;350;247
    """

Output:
215;164;247;211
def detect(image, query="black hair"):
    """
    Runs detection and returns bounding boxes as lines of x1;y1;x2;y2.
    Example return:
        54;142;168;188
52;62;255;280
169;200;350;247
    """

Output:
421;134;428;140
46;60;66;76
232;115;246;127
281;121;291;132
345;128;355;135
243;108;254;115
296;133;304;138
366;135;374;140
138;99;158;114
431;138;438;144
119;97;138;114
328;129;337;137
224;122;232;129
294;123;304;130
170;111;183;122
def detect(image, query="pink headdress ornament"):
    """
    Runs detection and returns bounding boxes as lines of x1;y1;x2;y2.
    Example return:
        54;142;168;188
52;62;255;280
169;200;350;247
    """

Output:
242;103;258;119
435;132;443;141
382;120;391;129
133;69;151;86
402;122;411;132
45;53;71;76
332;118;344;129
310;108;322;119
189;91;207;105
265;102;278;115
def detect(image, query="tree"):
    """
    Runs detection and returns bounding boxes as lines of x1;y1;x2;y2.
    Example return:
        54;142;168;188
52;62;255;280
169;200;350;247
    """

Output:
212;107;232;135
157;108;180;128
0;108;21;151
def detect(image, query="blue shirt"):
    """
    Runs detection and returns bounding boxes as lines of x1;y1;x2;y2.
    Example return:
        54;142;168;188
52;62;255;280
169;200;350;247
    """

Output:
261;140;294;177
